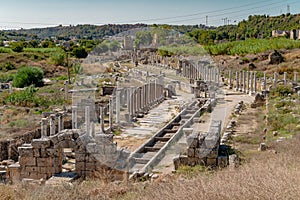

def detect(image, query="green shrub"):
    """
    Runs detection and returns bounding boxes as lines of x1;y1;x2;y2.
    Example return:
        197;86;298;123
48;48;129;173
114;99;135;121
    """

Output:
73;47;88;59
0;62;16;71
13;66;44;88
270;85;293;97
11;42;24;52
4;85;37;107
0;47;13;53
50;51;66;66
73;63;82;74
0;73;14;83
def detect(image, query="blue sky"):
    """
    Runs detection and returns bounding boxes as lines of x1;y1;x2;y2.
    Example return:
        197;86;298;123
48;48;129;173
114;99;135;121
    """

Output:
0;0;299;29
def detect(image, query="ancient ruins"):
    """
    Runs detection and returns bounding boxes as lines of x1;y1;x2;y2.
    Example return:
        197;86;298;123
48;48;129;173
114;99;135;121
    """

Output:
0;30;299;185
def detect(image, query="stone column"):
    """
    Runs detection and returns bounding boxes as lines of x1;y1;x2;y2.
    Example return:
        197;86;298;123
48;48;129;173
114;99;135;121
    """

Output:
229;70;232;89
72;106;78;129
64;80;69;99
127;87;131;112
274;72;278;88
249;71;253;95
41;118;48;138
116;89;121;125
91;122;95;137
49;114;56;136
247;71;250;93
9;81;12;94
58;113;64;132
239;71;243;92
85;106;91;136
109;96;114;131
243;70;247;93
217;68;220;86
284;72;287;85
154;79;157;102
294;72;298;84
253;72;257;94
99;106;105;134
263;71;267;92
235;71;239;91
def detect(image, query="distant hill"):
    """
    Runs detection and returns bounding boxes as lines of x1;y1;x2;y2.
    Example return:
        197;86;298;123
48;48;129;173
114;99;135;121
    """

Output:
0;24;210;41
1;24;149;41
188;13;300;45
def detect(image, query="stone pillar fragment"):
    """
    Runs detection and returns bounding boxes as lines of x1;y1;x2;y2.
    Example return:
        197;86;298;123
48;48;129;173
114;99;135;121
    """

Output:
274;72;277;88
243;70;247;93
99;106;105;134
283;72;287;85
72;106;77;129
85;106;91;136
253;72;257;94
109;96;114;131
41;118;48;138
58;113;64;132
9;81;12;94
64;80;69;99
235;71;239;91
229;70;232;89
50;114;56;136
263;71;267;91
116;89;121;125
249;71;253;95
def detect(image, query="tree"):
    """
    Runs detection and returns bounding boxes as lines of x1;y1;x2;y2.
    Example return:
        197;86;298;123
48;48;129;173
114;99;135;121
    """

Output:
73;47;88;59
11;42;24;52
13;66;44;88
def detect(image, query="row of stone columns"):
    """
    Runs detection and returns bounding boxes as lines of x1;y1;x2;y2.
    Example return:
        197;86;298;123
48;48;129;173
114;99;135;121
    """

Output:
41;112;65;138
179;63;220;86
228;70;299;95
124;81;164;122
229;70;259;95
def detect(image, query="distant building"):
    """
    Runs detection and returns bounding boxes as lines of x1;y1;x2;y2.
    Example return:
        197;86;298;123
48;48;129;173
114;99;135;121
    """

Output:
290;29;300;40
272;30;289;38
272;30;300;40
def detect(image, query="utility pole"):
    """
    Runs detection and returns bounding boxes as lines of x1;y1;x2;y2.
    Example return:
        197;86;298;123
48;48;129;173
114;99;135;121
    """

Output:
287;4;290;14
206;15;208;26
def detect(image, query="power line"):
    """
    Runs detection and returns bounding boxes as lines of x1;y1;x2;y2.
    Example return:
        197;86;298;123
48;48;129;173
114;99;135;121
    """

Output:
163;0;298;24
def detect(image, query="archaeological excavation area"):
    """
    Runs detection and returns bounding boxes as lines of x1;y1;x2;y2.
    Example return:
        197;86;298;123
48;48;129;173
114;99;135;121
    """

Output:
0;33;299;185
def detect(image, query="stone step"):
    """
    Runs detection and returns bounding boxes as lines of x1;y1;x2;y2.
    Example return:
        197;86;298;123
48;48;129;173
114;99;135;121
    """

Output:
164;129;177;134
144;146;161;152
135;158;150;164
171;123;181;127
155;137;171;142
153;142;166;148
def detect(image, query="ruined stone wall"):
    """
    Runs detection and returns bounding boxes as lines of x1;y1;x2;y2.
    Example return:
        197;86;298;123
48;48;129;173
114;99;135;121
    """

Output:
8;130;130;182
173;120;223;169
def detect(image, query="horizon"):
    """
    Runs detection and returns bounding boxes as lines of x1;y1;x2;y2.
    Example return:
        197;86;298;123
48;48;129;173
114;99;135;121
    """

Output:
0;0;299;30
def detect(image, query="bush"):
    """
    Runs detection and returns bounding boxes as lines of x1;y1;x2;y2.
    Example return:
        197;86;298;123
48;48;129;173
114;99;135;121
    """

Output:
73;47;88;59
13;66;44;88
4;85;37;107
0;62;15;71
50;51;66;66
0;73;14;83
11;42;24;52
270;85;293;97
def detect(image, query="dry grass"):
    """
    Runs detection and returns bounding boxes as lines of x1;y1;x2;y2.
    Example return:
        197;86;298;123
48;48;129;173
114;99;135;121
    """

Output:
1;135;300;200
119;136;300;200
